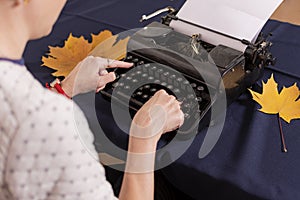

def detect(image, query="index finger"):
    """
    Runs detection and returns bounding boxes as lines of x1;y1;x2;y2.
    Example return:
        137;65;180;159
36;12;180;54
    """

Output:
107;60;133;69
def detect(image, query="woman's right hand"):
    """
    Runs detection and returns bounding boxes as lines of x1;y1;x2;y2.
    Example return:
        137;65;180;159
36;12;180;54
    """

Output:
131;90;184;143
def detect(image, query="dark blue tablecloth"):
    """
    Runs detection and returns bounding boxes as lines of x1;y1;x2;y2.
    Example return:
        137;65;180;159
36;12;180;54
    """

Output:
24;1;300;200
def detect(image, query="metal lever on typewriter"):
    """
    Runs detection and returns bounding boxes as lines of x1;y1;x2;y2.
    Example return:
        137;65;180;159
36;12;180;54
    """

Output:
140;6;176;22
244;33;276;71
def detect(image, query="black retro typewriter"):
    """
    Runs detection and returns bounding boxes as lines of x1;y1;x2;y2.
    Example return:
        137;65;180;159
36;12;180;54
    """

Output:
100;7;276;136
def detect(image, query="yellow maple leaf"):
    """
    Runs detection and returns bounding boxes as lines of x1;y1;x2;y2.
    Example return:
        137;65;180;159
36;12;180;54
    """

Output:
249;74;300;123
89;35;129;61
42;30;129;77
42;33;92;77
91;30;113;50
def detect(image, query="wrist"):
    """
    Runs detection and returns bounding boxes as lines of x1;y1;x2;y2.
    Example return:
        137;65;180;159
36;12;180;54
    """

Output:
60;79;73;98
46;78;71;99
128;134;160;154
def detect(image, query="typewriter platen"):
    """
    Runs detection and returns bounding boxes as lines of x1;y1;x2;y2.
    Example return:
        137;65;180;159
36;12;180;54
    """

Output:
101;11;275;136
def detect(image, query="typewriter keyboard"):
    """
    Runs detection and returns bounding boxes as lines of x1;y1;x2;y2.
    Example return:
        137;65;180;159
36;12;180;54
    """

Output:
101;54;215;134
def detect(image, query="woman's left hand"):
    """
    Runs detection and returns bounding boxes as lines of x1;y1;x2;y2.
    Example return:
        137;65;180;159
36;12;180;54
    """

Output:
61;56;133;97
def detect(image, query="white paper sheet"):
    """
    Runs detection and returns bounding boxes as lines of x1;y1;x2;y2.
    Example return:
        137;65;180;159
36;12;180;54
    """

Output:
170;0;283;52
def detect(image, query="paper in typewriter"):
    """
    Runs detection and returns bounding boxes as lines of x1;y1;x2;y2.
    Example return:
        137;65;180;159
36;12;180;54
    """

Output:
170;0;283;52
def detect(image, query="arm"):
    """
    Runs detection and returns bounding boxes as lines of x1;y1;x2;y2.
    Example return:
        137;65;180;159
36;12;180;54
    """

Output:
119;90;184;200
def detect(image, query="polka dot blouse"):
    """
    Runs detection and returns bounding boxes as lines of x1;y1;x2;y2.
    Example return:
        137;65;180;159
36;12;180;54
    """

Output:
0;61;117;200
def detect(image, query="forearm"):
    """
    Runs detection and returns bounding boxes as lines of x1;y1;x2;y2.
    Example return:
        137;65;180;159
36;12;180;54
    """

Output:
119;137;158;200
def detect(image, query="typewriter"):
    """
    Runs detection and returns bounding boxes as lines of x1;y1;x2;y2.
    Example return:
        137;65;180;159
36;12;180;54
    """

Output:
100;6;276;136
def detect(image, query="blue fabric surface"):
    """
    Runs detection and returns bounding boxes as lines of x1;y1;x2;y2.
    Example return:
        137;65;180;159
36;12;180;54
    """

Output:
23;1;300;200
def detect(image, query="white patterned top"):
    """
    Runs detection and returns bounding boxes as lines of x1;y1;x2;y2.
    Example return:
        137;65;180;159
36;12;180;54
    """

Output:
0;61;117;200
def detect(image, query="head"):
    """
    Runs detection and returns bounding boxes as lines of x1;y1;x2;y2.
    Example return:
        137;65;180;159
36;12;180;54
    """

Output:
0;0;67;40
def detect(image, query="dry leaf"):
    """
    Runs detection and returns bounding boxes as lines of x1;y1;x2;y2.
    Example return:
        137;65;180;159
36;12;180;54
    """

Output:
249;74;300;123
42;30;129;77
42;33;92;77
91;30;113;49
89;35;129;60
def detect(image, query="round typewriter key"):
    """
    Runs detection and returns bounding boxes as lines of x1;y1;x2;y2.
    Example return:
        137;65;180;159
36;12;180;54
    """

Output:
144;85;151;89
197;86;205;91
170;74;176;79
132;58;139;63
126;55;133;60
148;76;154;80
120;74;126;77
183;80;189;85
157;69;163;73
132;79;138;83
177;77;183;82
142;95;149;99
119;83;124;87
150;88;157;93
136;71;142;74
163;72;170;76
167;85;173;90
142;73;148;77
138;61;144;65
191;83;197;88
174;88;180;93
151;66;157;70
126;76;132;80
136;91;143;96
184;113;190;119
154;80;160;84
187;94;194;99
144;63;151;68
124;85;131;90
195;97;202;102
161;82;167;86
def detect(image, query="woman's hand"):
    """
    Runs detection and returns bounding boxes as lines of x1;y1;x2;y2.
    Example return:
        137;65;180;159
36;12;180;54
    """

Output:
61;56;133;97
130;90;184;143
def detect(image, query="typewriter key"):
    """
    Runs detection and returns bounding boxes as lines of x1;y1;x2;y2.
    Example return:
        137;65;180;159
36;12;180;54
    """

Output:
150;88;157;93
132;58;139;63
191;83;197;88
195;97;202;102
138;61;144;65
148;76;154;80
177;77;183;82
132;79;138;83
126;76;132;80
187;94;194;99
170;74;176;79
136;71;142;74
121;74;126;77
144;85;151;89
126;55;133;60
124;85;131;90
184;113;190;119
136;91;143;96
161;82;167;86
154;80;160;84
174;88;180;93
119;83;124;87
163;72;170;76
142;95;149;99
197;86;205;91
142;73;148;78
167;85;173;90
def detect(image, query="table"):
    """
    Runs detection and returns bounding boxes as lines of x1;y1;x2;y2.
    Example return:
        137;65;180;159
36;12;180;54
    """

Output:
24;1;300;199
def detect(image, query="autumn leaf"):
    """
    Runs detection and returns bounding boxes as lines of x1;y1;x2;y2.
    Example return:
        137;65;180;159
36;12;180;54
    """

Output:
249;74;300;123
89;35;129;61
42;30;129;77
42;33;92;77
91;30;113;49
